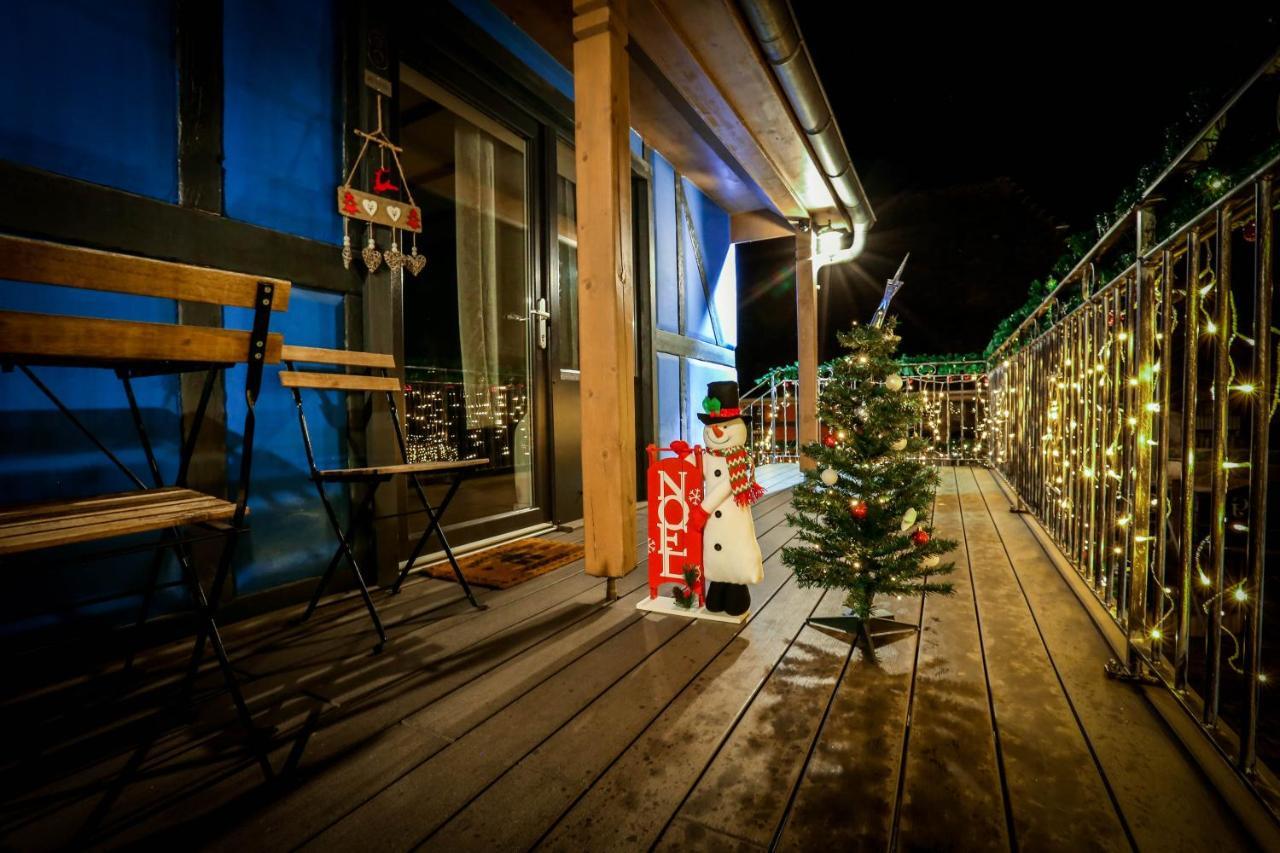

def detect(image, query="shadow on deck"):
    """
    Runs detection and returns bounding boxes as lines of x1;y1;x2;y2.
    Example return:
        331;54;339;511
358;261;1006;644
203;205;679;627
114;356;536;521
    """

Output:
0;465;1258;850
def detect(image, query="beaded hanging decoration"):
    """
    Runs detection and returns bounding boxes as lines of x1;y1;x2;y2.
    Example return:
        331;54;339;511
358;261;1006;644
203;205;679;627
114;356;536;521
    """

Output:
337;95;426;276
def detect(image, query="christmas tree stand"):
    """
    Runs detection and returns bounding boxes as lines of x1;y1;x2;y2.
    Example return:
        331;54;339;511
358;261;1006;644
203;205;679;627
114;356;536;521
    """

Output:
807;614;918;650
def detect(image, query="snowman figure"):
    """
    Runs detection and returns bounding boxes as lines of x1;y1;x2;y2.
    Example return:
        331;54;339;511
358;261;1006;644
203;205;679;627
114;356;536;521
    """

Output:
689;381;765;616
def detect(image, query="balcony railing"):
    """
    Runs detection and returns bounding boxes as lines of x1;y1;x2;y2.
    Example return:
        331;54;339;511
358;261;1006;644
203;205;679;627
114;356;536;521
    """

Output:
988;154;1280;816
742;363;991;467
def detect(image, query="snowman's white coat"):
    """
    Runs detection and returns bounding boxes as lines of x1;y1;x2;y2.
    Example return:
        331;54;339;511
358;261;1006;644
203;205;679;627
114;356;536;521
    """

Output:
698;420;764;586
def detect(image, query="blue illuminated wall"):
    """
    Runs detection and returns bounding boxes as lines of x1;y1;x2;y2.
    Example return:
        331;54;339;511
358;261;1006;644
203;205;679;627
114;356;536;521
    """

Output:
223;0;342;244
0;0;348;640
0;1;177;201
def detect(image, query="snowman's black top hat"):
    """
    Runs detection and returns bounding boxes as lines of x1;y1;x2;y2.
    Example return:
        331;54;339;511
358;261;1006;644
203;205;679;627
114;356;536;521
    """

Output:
698;380;743;425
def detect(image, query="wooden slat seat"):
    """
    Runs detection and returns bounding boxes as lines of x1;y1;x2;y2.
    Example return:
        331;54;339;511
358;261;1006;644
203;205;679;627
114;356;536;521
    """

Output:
0;233;289;775
0;487;239;556
316;459;490;482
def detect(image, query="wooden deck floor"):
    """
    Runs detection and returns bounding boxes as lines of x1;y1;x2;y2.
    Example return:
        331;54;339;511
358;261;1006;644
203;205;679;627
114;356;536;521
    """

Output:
0;465;1254;851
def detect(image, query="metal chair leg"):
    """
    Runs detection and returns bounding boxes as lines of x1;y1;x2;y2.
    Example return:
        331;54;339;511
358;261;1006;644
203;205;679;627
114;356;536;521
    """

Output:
181;554;273;780
390;477;459;594
395;476;481;608
304;483;387;648
185;518;245;689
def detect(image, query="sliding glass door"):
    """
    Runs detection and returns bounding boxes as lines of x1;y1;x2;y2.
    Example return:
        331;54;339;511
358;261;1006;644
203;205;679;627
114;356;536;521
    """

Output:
397;66;548;544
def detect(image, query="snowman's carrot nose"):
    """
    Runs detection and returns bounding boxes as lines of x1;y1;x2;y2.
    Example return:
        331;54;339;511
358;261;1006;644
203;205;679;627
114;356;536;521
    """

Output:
712;425;724;438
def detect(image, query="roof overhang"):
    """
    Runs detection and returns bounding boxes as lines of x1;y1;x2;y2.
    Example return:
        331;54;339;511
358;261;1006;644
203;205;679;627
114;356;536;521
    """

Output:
486;0;871;236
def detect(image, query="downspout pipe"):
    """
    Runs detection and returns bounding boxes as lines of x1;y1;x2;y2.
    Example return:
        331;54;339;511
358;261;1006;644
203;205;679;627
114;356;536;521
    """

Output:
737;0;875;232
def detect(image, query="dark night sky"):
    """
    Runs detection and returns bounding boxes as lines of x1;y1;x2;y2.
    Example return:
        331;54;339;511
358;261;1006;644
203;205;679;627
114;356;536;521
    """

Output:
736;7;1279;384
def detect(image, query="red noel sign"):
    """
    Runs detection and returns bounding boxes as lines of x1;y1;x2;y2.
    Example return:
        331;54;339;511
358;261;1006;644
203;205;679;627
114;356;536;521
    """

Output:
646;442;705;604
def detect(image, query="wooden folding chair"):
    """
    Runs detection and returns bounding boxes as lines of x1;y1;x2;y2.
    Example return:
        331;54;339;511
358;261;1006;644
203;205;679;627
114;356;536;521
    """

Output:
0;234;288;777
279;346;488;651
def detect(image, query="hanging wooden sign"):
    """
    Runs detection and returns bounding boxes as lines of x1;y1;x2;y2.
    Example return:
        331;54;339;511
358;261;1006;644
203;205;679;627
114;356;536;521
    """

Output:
336;94;426;276
336;187;422;233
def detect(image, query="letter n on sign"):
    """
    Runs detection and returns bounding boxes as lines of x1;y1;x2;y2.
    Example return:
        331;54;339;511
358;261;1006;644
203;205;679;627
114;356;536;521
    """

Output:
645;443;704;602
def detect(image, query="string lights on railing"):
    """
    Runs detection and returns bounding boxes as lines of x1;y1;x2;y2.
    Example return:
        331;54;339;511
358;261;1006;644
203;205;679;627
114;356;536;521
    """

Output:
985;162;1278;778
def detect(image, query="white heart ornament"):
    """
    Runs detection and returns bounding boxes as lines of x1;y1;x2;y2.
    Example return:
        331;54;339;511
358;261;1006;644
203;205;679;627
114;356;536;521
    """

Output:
386;205;402;222
361;198;379;217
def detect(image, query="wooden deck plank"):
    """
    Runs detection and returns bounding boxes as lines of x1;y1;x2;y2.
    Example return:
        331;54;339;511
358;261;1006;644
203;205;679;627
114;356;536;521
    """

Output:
654;589;850;850
3;465;1263;852
954;467;1130;850
210;501;799;852
972;467;1253;852
4;493;792;843
540;592;834;852
363;529;803;851
895;469;1011;851
773;588;924;851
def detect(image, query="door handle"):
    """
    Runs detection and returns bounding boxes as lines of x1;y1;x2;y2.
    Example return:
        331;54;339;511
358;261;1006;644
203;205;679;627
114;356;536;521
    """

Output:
506;299;549;349
533;297;549;349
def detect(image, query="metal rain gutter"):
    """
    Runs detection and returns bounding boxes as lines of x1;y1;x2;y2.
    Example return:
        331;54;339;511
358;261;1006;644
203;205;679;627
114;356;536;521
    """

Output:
737;0;875;232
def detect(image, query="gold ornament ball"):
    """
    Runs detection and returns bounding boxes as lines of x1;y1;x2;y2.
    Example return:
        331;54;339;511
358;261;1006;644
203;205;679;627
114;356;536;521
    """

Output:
820;467;839;486
923;554;941;568
890;437;908;452
884;374;904;392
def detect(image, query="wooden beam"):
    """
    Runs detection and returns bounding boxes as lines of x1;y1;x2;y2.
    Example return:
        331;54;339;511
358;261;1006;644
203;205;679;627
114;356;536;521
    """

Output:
573;0;636;581
730;208;794;243
795;228;818;471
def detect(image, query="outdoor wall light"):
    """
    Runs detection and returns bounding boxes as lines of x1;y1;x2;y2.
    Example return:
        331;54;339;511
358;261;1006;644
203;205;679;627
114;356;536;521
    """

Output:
814;222;867;270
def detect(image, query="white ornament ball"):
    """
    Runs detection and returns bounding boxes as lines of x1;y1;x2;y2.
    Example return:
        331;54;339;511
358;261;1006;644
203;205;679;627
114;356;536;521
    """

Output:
923;554;941;568
900;507;918;531
820;467;839;487
884;374;904;392
890;437;908;452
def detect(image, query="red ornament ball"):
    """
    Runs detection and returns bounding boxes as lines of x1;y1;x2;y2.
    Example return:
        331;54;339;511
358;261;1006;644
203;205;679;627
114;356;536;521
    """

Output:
850;500;868;520
911;528;931;546
823;434;838;448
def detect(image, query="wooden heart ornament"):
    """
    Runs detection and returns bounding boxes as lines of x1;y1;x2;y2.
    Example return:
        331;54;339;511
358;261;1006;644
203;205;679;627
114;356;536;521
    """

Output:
406;247;427;276
361;198;379;217
386;205;403;223
384;241;405;272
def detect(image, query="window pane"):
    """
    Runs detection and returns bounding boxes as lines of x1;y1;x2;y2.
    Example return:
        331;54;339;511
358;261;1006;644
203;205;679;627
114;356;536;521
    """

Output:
556;141;579;370
399;69;534;521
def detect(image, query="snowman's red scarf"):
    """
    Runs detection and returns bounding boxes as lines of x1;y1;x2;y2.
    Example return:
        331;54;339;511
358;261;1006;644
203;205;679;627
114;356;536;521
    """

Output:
709;445;765;507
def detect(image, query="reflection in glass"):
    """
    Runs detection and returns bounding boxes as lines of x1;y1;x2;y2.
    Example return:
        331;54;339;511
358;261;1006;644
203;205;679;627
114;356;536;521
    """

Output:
556;141;579;370
399;68;533;521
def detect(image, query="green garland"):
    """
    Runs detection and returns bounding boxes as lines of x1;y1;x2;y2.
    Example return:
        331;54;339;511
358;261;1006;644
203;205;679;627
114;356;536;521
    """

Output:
756;352;988;387
982;90;1280;360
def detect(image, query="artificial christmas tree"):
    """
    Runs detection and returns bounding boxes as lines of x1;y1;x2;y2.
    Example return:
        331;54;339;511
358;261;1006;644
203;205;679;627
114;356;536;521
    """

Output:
783;318;956;648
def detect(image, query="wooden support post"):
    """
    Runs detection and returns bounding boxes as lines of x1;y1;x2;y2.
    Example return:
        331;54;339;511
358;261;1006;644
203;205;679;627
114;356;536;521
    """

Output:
795;227;818;471
573;0;636;580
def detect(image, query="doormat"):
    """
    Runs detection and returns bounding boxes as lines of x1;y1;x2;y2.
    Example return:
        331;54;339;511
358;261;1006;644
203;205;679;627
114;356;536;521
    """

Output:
424;538;585;589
